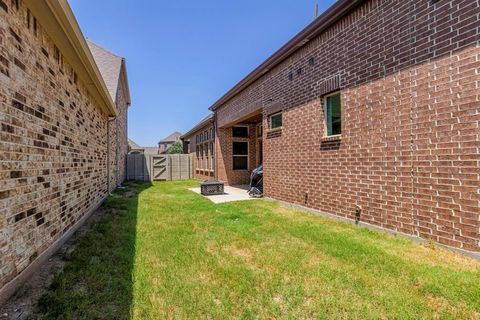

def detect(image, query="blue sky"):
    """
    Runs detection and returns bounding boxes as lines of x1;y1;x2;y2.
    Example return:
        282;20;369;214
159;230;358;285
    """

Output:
69;0;336;146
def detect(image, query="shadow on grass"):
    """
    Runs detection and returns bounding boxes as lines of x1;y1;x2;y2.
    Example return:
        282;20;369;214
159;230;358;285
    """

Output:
33;181;152;320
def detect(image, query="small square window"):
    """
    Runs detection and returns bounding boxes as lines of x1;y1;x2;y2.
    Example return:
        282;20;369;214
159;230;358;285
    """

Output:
232;126;248;138
324;92;341;136
269;112;282;129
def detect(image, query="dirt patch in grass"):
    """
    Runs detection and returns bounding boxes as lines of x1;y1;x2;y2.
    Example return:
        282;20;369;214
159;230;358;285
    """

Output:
0;182;146;320
223;246;252;263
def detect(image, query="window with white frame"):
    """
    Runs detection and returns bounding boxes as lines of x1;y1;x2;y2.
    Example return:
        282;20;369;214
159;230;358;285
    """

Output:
206;144;210;170
210;143;214;171
196;149;200;170
232;141;248;170
324;92;341;136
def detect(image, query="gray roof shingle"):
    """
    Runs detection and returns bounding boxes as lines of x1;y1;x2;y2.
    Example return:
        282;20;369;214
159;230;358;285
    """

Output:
87;40;123;102
128;138;142;150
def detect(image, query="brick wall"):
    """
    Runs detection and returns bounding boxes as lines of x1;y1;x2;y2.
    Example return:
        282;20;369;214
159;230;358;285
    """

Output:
112;75;128;189
214;0;480;251
0;1;127;290
183;122;215;180
216;124;258;185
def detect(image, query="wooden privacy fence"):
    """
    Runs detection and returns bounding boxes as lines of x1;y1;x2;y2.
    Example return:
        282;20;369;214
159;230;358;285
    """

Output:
126;154;193;181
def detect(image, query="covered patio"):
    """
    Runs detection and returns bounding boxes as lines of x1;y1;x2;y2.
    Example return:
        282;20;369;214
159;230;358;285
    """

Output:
215;111;264;186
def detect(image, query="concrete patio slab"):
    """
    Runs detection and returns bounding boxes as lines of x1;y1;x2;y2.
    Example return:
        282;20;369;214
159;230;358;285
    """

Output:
189;185;259;204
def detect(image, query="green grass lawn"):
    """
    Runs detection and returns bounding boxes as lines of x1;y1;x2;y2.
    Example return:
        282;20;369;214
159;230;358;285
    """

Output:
34;180;480;319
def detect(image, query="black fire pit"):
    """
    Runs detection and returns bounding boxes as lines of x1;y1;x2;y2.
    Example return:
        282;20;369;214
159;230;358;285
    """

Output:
200;180;225;196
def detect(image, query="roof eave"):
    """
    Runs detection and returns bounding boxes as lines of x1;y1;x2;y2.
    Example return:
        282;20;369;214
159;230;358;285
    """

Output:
26;0;117;116
120;59;132;106
209;0;365;111
181;115;214;139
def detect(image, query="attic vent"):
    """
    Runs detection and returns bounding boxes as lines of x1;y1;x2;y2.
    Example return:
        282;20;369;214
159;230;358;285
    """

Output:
33;17;38;36
41;47;49;58
9;27;21;44
0;0;8;12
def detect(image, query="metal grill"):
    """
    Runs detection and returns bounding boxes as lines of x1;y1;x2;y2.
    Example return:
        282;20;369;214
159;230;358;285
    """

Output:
201;180;224;196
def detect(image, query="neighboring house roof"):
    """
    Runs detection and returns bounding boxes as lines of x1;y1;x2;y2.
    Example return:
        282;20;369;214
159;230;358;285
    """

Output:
159;132;182;143
128;138;142;150
143;147;160;156
209;0;364;111
26;0;116;115
127;138;159;155
181;114;214;139
87;40;132;106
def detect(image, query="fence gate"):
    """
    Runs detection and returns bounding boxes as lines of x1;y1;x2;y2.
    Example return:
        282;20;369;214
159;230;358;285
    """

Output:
152;155;168;180
126;154;192;181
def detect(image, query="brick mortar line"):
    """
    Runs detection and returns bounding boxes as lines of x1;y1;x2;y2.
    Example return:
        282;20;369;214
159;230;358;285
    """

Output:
0;196;108;307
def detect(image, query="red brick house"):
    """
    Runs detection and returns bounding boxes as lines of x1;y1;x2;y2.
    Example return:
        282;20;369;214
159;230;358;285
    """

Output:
181;114;215;180
187;0;480;253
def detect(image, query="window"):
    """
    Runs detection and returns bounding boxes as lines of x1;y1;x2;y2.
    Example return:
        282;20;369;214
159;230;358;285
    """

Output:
232;126;248;138
269;112;282;129
324;92;341;136
210;143;214;171
206;145;209;170
233;142;248;170
196;149;200;170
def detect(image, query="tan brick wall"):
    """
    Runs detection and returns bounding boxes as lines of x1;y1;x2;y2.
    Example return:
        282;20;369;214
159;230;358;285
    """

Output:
214;0;480;251
115;78;128;186
0;1;128;290
108;77;128;192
